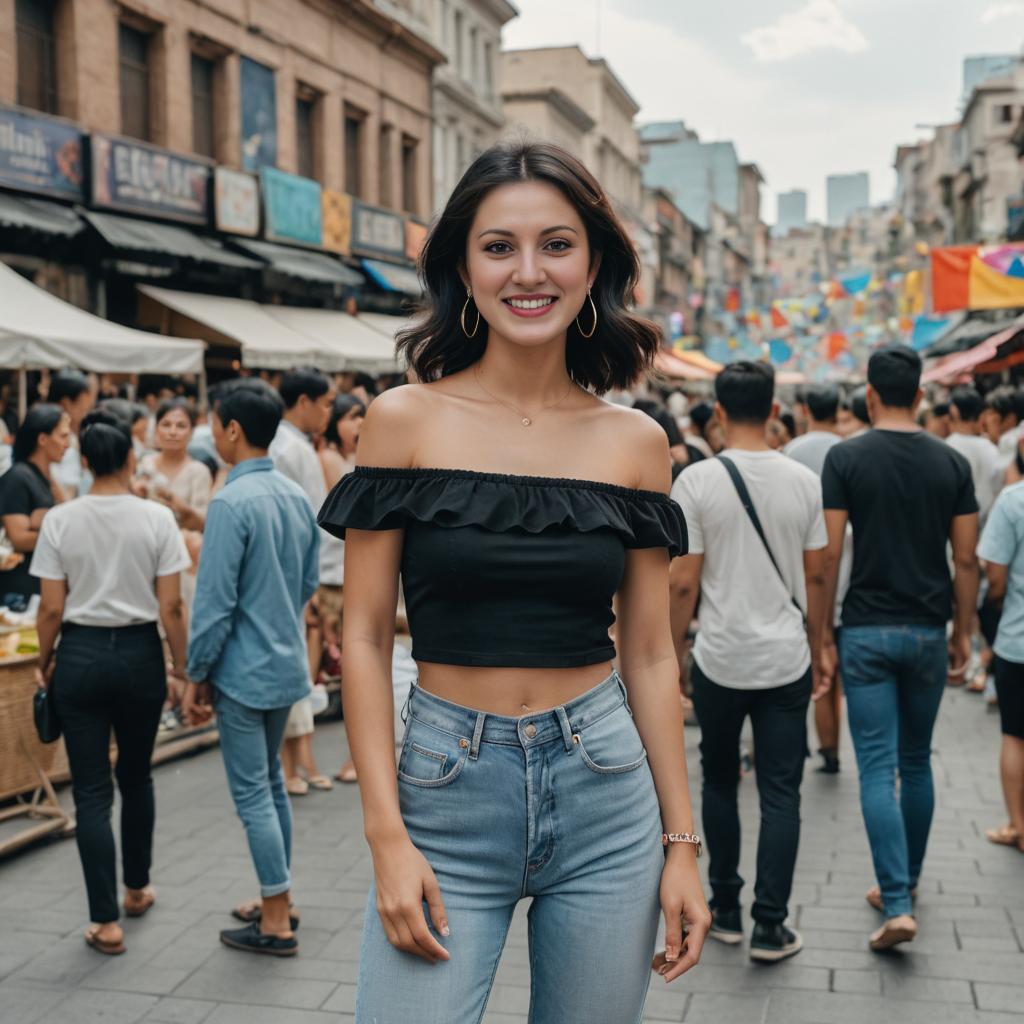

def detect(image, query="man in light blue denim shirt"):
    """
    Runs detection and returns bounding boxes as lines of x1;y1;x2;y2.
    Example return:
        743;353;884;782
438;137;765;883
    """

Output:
184;379;319;958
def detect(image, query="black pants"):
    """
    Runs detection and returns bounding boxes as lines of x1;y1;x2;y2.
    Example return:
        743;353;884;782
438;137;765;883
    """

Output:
691;662;812;926
51;622;166;923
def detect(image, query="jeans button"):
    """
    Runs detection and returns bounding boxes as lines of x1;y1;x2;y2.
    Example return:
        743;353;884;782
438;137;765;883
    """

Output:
524;722;537;739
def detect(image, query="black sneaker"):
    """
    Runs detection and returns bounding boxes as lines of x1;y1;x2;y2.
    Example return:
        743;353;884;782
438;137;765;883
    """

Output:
816;748;840;774
219;922;298;957
708;906;744;945
749;922;803;962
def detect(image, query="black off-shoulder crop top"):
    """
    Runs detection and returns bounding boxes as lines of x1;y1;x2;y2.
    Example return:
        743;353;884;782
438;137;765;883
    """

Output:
317;466;687;669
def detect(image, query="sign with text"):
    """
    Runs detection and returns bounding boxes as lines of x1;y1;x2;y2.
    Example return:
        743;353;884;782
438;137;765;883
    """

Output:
0;105;83;200
214;167;259;236
90;134;210;223
351;199;405;260
322;189;352;255
261;166;322;247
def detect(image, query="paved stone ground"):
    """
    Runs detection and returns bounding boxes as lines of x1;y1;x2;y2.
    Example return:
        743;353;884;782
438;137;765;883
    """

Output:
1;684;1022;1024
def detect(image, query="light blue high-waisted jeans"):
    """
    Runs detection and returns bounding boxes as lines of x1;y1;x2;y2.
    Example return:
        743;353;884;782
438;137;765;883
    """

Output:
355;671;665;1024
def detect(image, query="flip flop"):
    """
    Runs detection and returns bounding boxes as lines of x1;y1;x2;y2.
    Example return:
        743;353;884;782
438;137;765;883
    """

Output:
286;777;309;796
869;916;917;952
335;764;358;784
985;824;1021;847
124;887;156;918
307;774;334;791
84;926;125;955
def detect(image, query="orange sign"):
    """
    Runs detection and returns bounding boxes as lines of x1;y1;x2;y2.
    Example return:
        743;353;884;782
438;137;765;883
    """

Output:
405;219;428;263
322;190;352;255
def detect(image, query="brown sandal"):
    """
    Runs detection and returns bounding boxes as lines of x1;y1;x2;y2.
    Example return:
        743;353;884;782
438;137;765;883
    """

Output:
124;886;156;918
85;925;125;955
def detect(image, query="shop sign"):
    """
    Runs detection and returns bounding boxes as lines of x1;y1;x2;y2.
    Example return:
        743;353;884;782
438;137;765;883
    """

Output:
215;167;259;236
322;189;352;255
261;166;322;247
90;134;210;224
0;105;83;200
405;218;428;263
351;199;405;260
241;58;277;174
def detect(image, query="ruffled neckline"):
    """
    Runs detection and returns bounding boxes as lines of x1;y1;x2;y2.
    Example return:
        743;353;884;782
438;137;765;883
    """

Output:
349;465;675;503
318;465;687;557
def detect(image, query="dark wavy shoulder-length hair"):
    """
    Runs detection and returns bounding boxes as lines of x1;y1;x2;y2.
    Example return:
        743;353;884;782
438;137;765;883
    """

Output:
398;140;661;394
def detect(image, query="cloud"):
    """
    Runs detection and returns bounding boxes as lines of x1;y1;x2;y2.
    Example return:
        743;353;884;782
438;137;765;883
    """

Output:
742;1;868;62
982;2;1024;23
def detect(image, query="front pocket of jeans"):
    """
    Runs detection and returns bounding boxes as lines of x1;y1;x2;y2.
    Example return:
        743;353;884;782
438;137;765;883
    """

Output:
397;732;467;788
574;733;647;774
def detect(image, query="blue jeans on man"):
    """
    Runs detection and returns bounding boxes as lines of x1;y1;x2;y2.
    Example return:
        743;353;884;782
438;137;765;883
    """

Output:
215;691;294;897
838;625;948;917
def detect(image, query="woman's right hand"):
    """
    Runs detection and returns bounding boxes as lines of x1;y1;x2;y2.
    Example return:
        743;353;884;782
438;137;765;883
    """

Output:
371;834;451;964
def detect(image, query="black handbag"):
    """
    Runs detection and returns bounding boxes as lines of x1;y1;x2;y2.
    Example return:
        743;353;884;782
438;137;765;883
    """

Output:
33;685;61;743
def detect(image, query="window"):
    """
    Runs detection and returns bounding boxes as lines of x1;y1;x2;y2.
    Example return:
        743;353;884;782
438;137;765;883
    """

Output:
454;10;463;75
998;103;1015;125
483;41;494;99
191;54;215;157
16;0;57;114
296;94;316;179
344;108;363;197
469;26;478;85
119;24;151;141
439;0;449;49
379;124;393;208
402;135;418;213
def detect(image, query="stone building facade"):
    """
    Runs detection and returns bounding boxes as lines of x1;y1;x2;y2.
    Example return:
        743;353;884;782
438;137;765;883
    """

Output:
1;0;441;217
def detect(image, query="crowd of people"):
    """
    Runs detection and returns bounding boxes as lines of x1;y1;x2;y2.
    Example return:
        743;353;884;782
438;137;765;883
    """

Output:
1;136;1021;1023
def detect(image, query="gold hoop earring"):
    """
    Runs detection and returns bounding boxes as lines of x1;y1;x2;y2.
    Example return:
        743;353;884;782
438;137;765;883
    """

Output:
460;289;480;338
575;288;597;339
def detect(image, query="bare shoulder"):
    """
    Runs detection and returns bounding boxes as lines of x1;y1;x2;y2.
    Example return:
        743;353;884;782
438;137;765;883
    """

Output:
355;384;435;468
590;401;671;492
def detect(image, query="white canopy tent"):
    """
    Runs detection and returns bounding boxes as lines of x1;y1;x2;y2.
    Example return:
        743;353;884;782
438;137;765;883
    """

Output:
266;306;403;374
0;261;205;374
139;286;321;370
140;286;404;373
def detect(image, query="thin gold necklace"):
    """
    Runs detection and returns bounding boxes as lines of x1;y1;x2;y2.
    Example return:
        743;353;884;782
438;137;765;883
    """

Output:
474;365;576;427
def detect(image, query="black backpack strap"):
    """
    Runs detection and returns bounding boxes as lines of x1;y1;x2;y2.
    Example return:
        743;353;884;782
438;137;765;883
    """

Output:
717;455;805;620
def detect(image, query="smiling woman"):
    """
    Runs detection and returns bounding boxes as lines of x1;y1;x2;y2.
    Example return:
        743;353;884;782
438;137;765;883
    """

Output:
398;140;660;391
318;139;709;1023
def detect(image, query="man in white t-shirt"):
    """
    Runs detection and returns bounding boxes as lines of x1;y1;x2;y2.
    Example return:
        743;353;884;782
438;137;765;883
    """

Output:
269;367;338;796
785;384;841;476
670;361;830;964
947;386;1003;523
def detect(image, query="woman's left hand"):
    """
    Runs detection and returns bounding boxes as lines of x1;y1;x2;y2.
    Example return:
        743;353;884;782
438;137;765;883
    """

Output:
652;848;710;983
35;661;55;690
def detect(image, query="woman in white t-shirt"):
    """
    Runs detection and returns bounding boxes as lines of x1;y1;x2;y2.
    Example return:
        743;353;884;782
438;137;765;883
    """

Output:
31;411;190;957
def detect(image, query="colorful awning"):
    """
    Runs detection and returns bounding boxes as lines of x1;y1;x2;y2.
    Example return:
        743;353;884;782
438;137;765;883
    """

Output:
921;318;1024;384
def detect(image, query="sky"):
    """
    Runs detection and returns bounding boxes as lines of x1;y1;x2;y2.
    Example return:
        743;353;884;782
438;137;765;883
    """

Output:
502;0;1024;224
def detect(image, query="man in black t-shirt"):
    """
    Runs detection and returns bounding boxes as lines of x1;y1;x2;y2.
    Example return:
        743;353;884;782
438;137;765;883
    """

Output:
821;345;978;954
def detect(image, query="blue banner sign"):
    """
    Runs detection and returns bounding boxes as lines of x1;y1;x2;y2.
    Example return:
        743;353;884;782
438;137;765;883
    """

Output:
90;134;210;224
261;167;322;247
0;105;83;200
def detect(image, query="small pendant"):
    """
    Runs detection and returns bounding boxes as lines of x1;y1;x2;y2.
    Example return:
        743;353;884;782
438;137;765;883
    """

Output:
522;417;532;426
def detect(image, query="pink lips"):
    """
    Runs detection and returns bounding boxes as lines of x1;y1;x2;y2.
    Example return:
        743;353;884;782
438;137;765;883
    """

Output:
503;294;558;319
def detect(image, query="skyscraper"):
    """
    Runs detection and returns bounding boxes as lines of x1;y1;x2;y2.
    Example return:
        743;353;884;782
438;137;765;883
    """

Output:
826;172;869;227
776;190;807;235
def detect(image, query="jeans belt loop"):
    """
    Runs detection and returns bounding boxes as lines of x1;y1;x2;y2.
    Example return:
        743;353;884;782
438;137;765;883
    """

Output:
469;712;486;760
556;706;575;753
400;683;414;726
615;672;634;716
